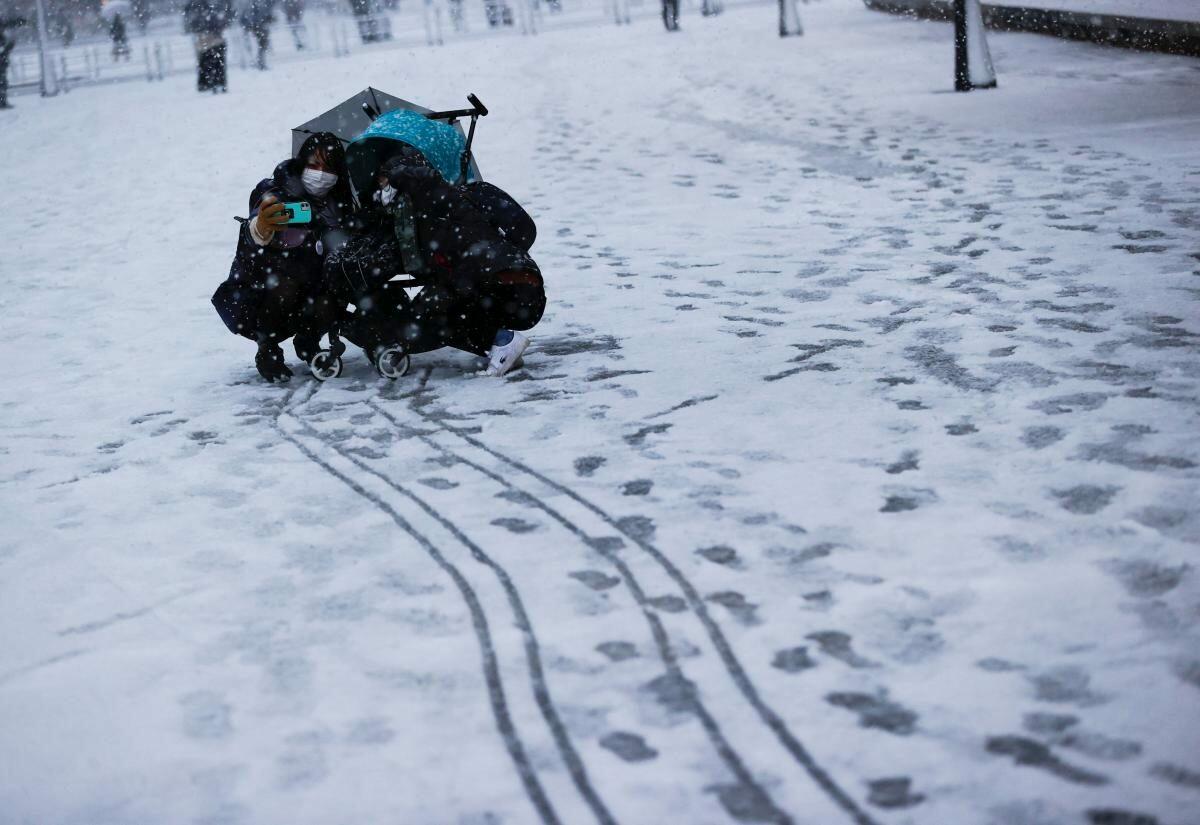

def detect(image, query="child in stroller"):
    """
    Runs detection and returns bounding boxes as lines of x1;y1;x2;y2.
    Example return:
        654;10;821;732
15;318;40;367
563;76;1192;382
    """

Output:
308;106;545;382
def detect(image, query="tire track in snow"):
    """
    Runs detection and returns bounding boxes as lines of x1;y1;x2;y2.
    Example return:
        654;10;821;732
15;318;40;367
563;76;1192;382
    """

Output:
396;375;880;825
366;390;795;825
273;385;561;825
277;384;616;825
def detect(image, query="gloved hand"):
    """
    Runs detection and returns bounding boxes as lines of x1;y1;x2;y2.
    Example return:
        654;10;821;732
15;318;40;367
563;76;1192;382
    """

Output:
255;343;292;382
383;156;447;197
254;195;289;242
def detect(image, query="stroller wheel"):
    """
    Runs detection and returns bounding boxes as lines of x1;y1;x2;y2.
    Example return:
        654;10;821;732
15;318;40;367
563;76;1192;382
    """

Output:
310;350;343;381
375;347;410;380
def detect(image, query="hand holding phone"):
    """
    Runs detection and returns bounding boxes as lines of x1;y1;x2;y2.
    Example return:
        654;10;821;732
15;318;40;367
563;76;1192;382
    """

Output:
281;202;312;225
255;196;290;238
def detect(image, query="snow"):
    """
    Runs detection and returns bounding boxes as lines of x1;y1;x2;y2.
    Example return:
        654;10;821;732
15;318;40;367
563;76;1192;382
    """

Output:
2;2;1199;823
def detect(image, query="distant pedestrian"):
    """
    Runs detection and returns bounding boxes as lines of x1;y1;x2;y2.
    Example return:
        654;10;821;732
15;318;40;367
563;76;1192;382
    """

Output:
448;0;464;32
661;0;679;30
185;0;233;93
0;19;20;110
778;0;801;36
56;9;74;47
282;0;305;49
350;0;381;42
240;0;273;70
484;0;513;27
110;13;131;61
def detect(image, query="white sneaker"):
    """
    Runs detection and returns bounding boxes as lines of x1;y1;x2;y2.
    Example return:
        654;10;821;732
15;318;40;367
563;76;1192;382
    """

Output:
484;330;529;377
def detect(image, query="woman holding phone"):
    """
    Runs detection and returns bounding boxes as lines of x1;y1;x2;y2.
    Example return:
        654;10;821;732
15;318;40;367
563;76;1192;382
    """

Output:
212;132;359;382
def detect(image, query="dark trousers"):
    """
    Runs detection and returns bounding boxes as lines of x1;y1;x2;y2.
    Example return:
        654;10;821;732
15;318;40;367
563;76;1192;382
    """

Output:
662;0;679;29
253;30;269;69
213;274;336;359
402;273;546;357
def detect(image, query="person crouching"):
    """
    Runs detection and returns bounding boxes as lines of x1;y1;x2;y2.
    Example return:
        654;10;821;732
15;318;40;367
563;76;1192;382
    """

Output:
211;132;357;382
325;147;545;377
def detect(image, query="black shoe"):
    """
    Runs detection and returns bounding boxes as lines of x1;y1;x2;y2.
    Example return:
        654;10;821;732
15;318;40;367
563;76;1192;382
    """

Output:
255;344;293;383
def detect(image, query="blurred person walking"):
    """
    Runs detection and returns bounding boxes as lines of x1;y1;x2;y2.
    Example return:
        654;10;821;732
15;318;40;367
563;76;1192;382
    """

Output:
484;0;513;27
239;0;273;70
282;0;305;49
350;0;382;43
661;0;679;30
110;12;131;61
0;16;22;108
184;0;233;92
56;9;74;47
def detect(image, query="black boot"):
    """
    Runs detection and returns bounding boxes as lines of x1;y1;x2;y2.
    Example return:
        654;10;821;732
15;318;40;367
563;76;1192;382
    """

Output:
255;342;292;382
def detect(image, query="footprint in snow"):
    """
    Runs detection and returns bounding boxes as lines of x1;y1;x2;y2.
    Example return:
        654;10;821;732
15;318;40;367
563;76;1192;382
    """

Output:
599;732;658;763
867;777;925;809
490;517;539;534
569;570;620;591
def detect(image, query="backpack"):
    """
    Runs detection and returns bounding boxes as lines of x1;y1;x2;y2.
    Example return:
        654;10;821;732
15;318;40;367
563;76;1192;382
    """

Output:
459;181;537;252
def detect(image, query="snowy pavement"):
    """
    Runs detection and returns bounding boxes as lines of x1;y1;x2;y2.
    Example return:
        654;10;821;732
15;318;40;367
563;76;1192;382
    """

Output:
2;2;1199;823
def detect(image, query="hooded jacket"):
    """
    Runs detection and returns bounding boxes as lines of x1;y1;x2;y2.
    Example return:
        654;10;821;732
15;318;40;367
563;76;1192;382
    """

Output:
351;153;538;293
211;135;357;338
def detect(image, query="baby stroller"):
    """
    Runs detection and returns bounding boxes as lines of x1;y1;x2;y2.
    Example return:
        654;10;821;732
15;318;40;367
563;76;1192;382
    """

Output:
296;91;538;382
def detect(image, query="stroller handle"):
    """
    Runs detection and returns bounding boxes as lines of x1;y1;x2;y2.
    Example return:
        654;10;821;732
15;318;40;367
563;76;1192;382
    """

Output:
425;94;489;122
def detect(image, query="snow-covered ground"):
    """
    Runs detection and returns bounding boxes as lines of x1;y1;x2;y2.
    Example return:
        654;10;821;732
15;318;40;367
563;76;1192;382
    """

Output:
2;2;1198;823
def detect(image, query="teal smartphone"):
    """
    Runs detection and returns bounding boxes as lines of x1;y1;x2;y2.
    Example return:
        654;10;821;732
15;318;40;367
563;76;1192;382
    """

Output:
281;201;312;225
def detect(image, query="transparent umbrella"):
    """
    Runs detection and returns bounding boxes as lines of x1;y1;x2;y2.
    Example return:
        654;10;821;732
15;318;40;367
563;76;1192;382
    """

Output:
99;0;133;21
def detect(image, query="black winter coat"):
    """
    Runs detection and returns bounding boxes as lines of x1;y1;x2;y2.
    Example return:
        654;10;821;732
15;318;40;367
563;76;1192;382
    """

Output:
363;157;538;292
211;159;355;338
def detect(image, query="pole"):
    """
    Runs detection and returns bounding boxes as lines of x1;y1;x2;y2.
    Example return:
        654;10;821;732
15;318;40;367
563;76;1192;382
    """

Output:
33;0;58;96
954;0;996;92
953;0;969;91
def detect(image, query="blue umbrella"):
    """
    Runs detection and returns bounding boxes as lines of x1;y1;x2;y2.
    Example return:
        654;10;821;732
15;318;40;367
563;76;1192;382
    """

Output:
347;108;481;195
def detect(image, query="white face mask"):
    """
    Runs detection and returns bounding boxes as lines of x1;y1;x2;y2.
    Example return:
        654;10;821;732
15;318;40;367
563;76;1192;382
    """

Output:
301;168;337;197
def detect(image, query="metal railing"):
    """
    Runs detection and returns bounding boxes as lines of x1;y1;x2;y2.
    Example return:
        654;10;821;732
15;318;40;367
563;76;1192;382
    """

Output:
4;0;771;99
